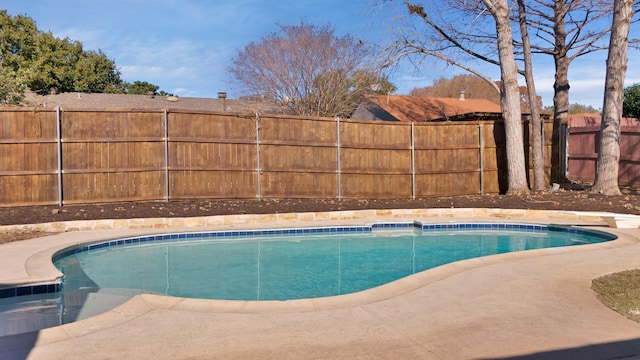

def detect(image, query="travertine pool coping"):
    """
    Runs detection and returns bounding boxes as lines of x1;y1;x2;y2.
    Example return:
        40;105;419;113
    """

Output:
3;207;633;234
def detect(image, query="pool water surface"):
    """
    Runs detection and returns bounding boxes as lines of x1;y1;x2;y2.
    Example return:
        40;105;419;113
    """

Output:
54;225;613;301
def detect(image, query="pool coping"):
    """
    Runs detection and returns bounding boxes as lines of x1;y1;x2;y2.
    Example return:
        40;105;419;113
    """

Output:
1;208;640;358
2;207;633;234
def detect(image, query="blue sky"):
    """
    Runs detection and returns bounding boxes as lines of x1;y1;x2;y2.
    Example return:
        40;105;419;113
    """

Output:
4;0;639;109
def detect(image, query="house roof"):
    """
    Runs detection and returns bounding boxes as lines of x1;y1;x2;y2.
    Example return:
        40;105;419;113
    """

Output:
22;92;285;114
361;94;502;122
568;113;638;127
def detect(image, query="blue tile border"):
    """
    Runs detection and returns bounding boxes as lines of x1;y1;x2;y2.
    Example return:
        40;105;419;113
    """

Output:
51;222;617;263
51;225;378;263
419;222;617;241
0;222;616;300
0;283;61;299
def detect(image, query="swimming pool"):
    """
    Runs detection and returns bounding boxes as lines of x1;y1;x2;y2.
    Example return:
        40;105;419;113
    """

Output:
53;222;615;301
0;222;616;336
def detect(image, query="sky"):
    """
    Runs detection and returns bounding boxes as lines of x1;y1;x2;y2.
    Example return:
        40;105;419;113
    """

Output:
4;0;640;109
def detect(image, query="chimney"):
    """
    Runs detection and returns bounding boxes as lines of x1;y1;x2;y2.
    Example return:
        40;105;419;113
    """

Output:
217;91;227;111
459;89;465;101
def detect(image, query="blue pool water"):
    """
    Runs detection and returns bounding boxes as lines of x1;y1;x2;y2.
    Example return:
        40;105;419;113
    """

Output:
0;222;616;336
52;225;613;301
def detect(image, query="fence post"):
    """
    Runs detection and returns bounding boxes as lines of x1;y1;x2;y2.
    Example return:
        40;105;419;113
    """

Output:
255;112;261;201
560;122;568;180
411;122;415;200
56;106;63;206
478;124;484;195
163;108;170;202
335;116;341;200
541;119;545;175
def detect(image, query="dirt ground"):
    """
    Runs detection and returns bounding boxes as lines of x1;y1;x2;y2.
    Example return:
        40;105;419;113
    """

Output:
2;189;639;227
0;190;625;243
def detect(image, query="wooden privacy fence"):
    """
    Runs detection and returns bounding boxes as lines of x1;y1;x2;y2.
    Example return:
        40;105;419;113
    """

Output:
566;120;640;188
0;108;553;207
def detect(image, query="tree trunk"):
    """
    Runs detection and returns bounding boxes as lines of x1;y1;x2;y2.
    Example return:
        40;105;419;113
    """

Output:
518;0;546;192
550;0;569;183
551;57;571;185
591;0;633;195
484;0;530;194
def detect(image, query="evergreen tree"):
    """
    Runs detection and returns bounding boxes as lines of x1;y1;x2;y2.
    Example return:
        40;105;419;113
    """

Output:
623;83;640;118
0;10;166;104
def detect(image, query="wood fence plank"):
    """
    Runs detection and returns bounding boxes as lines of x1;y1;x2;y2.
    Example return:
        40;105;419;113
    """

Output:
0;108;567;206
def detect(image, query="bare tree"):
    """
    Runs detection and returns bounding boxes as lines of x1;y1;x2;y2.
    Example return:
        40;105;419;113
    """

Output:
591;0;635;195
411;74;501;104
517;0;546;191
381;0;630;191
522;0;616;182
228;22;391;117
412;75;543;113
483;0;530;194
389;1;529;194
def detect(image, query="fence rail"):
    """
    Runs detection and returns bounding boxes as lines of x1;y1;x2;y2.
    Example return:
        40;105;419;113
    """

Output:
0;108;553;207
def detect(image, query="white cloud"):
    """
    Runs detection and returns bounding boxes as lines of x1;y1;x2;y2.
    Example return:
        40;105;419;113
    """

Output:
172;88;190;96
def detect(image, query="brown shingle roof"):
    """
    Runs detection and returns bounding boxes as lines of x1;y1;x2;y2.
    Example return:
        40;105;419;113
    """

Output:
568;113;638;127
22;92;284;114
365;95;502;122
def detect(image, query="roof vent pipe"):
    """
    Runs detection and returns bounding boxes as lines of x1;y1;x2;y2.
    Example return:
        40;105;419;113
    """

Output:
218;91;227;111
459;89;465;101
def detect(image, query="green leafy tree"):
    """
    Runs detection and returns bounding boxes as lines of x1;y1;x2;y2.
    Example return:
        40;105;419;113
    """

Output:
0;70;28;105
105;80;172;96
27;32;82;93
0;10;38;104
124;81;160;95
623;83;640;118
27;32;125;94
0;10;167;103
74;49;122;92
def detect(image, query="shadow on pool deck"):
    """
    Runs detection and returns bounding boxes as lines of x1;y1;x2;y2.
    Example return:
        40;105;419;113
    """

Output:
481;338;640;360
0;331;37;360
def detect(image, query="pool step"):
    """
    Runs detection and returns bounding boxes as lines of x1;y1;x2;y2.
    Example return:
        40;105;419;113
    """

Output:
561;212;640;229
597;214;640;228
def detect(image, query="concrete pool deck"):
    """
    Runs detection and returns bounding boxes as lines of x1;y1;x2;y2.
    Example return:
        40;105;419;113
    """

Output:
1;208;640;359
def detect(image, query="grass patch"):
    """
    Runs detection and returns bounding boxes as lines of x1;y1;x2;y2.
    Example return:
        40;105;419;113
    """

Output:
592;269;640;323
